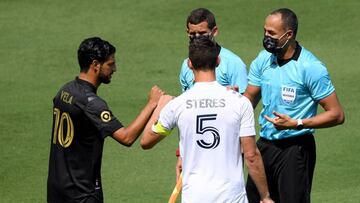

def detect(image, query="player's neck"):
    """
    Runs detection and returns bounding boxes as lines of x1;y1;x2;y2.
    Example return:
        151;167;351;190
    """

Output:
193;70;216;83
79;72;100;88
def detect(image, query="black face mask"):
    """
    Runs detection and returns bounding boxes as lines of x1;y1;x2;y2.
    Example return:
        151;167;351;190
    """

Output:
262;32;289;54
189;31;214;42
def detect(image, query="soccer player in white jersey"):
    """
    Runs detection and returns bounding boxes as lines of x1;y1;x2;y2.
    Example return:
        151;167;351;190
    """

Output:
176;8;248;179
141;38;274;203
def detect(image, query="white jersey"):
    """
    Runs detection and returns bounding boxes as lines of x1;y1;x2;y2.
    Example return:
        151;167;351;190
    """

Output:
158;81;255;203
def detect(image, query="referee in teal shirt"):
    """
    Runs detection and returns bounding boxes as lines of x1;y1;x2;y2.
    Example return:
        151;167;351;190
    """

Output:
179;8;248;94
245;8;345;203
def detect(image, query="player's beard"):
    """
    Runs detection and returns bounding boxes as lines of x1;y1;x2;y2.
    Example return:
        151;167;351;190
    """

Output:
98;67;112;84
99;72;111;84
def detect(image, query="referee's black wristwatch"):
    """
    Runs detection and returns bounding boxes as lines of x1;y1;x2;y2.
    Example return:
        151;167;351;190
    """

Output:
296;119;304;130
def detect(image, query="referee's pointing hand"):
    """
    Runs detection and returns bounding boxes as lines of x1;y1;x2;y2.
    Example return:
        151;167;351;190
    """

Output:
264;111;297;130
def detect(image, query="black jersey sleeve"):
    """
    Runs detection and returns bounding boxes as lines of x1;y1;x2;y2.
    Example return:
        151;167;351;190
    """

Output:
84;97;123;139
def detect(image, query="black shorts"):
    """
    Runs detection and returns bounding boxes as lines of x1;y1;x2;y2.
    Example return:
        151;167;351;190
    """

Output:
83;188;104;203
246;134;316;203
48;188;103;203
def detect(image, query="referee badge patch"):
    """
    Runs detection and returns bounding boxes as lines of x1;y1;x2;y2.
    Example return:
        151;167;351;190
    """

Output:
100;111;111;122
281;86;296;104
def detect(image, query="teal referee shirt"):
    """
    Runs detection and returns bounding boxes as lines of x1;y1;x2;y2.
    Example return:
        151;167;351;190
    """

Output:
248;44;335;140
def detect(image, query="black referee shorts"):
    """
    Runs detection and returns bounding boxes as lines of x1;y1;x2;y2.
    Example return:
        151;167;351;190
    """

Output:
246;134;316;203
83;188;104;203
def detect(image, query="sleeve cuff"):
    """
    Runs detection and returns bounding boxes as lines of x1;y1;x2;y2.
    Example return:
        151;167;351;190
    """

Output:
239;126;256;137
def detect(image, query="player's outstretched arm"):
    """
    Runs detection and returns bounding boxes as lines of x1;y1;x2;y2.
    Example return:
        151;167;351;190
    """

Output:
141;95;173;149
112;86;163;147
242;136;274;203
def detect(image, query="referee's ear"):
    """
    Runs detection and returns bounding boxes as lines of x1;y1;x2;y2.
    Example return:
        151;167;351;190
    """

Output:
187;59;194;70
212;26;218;37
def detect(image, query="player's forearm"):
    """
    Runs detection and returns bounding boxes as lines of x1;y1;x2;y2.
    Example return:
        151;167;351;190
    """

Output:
140;105;163;149
245;149;270;200
123;101;158;145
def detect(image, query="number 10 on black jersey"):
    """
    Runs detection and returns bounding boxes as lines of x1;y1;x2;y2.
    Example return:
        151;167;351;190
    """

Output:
52;108;74;148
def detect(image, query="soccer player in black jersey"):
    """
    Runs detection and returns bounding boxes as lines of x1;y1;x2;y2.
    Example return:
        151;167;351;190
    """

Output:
47;37;163;203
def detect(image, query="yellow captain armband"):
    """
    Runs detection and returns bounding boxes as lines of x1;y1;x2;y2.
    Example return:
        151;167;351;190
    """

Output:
152;121;172;136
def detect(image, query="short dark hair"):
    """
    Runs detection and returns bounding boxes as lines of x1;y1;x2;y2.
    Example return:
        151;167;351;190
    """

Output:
77;37;116;72
271;8;298;37
186;8;216;29
188;38;218;71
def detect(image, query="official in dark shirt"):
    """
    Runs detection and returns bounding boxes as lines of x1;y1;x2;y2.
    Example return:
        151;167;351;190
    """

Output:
47;37;163;203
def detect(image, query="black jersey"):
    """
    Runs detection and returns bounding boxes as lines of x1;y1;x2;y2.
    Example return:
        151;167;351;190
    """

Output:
47;77;123;203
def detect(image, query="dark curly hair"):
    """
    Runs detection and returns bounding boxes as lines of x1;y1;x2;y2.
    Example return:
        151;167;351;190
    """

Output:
77;37;116;72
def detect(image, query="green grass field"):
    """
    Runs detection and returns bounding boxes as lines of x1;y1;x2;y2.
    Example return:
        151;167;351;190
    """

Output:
0;0;359;202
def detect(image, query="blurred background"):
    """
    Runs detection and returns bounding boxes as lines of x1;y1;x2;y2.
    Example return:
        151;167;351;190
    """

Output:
0;0;359;202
